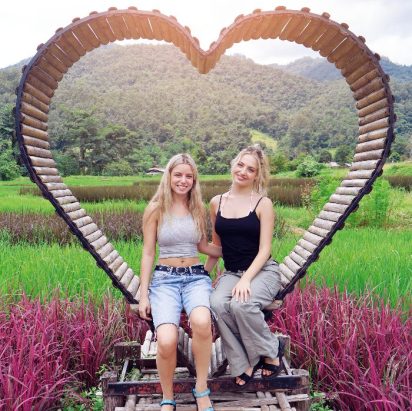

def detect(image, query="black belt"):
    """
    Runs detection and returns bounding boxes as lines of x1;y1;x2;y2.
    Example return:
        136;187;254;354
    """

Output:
154;264;209;276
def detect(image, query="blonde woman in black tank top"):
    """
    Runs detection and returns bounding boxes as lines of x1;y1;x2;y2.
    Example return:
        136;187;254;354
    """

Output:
206;145;284;387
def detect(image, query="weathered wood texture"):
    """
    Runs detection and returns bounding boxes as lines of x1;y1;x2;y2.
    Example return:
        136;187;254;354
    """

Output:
15;7;394;308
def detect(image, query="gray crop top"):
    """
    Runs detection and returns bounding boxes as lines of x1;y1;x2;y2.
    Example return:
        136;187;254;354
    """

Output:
158;214;201;258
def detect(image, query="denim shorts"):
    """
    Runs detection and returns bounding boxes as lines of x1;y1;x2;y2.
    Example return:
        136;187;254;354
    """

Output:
148;267;213;329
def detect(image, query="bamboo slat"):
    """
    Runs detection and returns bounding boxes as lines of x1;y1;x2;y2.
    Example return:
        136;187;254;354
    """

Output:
60;201;81;213
289;251;306;268
90;235;108;251
55;34;82;62
319;210;341;222
323;202;349;213
106;14;129;41
22;124;48;140
109;256;124;274
23;136;50;149
308;225;328;238
353;149;384;162
262;13;290;40
66;208;86;220
96;242;114;259
147;15;163;41
280;15;310;42
329;194;355;205
120;269;134;288
346;169;375;179
62;31;88;57
22;91;50;113
327;37;354;63
335;186;362;196
312;26;340;52
79;223;98;236
156;14;174;44
358;97;388;118
48;43;76;68
341;179;368;187
358;117;389;135
242;15;262;41
36;58;64;82
340;50;369;78
303;231;323;246
134;15;155;39
358;130;388;144
354;77;384;101
45;182;67;191
127;276;140;298
51;189;73;198
85;229;103;243
42;50;69;74
95;15;117;43
297;238;317;253
359;107;390;126
356;135;386;153
21;113;48;131
26;73;54;99
284;256;300;274
293;245;312;260
350;159;380;171
73;216;93;229
56;195;77;205
30;66;58;90
346;61;375;85
71;23;100;50
279;272;291;288
29;156;56;168
356;88;387;110
300;19;329;48
33;166;59;175
103;250;119;265
350;68;380;92
334;42;360;69
122;13;141;39
87;17;112;44
25;146;52;158
313;218;335;231
20;102;48;123
279;263;295;281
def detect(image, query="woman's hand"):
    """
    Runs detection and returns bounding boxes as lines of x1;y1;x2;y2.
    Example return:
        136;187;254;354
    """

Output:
232;277;251;303
138;296;152;320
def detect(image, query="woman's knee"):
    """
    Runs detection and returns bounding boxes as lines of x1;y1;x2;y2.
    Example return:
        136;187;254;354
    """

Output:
190;307;212;336
230;299;259;316
156;324;178;355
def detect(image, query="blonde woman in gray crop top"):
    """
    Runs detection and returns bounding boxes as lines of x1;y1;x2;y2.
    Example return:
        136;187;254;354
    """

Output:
138;153;221;411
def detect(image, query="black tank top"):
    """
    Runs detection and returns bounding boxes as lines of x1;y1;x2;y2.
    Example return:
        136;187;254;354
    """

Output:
215;195;264;272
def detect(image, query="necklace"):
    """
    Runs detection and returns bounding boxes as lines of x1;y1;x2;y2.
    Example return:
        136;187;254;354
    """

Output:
222;187;254;213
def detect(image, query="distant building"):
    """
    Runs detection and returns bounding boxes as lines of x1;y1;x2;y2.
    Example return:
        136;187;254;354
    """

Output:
146;167;165;175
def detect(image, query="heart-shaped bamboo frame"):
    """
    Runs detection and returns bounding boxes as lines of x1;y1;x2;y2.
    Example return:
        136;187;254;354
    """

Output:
15;6;395;309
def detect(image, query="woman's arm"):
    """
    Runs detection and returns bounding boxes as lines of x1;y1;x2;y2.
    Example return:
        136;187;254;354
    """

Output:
138;203;158;320
204;195;222;273
232;197;275;302
197;236;222;257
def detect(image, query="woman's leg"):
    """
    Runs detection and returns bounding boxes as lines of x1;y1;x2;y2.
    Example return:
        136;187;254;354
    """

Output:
210;273;253;378
190;306;213;409
156;324;178;410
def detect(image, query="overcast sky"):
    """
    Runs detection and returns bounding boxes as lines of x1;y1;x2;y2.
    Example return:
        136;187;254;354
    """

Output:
1;0;412;69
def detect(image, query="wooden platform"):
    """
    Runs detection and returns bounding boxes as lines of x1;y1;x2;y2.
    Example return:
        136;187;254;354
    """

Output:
101;332;311;411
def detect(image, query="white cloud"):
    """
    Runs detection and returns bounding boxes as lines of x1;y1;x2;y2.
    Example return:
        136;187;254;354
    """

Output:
1;0;411;69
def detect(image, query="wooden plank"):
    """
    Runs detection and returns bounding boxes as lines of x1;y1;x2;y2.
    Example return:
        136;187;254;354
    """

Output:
29;156;56;168
103;250;119;265
107;14;130;41
301;18;329;48
358;117;389;135
71;23;100;50
114;262;129;282
329;194;355;205
303;231;323;246
279;15;310;42
85;229;103;244
133;15;155;39
33;166;59;175
293;245;311;260
30;66;58;90
346;60;375;85
61;31;87;57
36;57;64;82
26;73;55;98
335;42;360;70
340;50;369;79
56;195;77;205
356;136;386;150
341;179;368;187
25;146;52;158
318;210;342;222
90;235;108;250
21;113;48;131
284;256;301;274
353;77;384;101
350;68;380;92
279;263;295;281
96;242;114;259
20;102;48;123
262;13;290;39
359;107;390;126
289;251;306;267
120;269;135;288
55;33;82;62
23;135;50;150
22;91;50;113
335;186;362;196
109;256;124;274
50;189;72;198
323;202;349;213
346;169;374;179
78;222;98;236
61;201;81;212
353;149;384;162
350;159;380;171
242;15;263;41
42;49;69;74
22;125;48;140
358;97;389;118
73;216;93;228
356;88;386;110
327;37;355;63
45;182;67;191
47;43;76;68
127;275;140;297
298;238;317;253
312;26;340;52
87;16;113;44
66;208;86;220
313;218;335;231
307;225;329;238
122;12;141;39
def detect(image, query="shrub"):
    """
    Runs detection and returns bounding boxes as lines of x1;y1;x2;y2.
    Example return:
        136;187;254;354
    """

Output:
103;160;133;176
296;156;323;177
0;147;20;181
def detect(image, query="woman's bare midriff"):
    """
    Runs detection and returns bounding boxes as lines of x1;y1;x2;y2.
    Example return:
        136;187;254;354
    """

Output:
157;256;200;267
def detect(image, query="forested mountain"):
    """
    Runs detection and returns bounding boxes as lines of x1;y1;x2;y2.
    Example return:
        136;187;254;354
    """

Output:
0;44;411;175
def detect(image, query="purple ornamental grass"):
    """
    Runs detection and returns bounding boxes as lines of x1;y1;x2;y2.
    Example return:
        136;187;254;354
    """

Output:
270;284;412;411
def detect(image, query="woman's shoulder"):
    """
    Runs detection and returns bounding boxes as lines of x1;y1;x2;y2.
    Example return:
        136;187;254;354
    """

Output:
143;201;159;222
256;195;273;209
210;192;228;205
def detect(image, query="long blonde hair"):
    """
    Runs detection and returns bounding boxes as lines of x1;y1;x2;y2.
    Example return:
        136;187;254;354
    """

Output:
230;144;270;195
146;153;206;237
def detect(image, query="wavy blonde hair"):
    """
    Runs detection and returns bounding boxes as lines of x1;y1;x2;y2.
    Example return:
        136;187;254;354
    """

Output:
146;153;206;238
230;144;270;195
